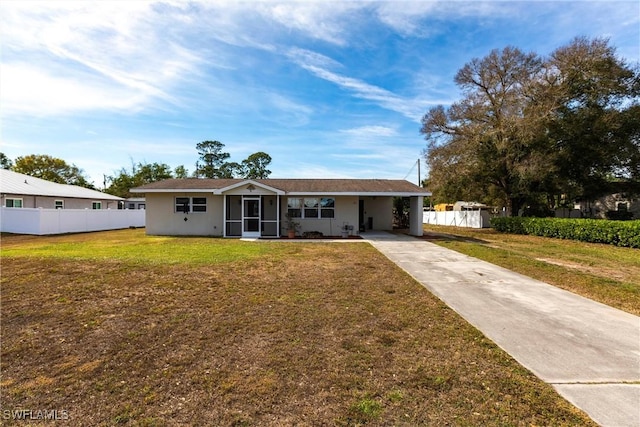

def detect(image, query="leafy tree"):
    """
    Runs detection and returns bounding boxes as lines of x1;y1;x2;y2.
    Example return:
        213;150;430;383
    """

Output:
242;152;272;179
0;152;13;169
219;162;244;179
194;141;273;179
195;140;230;178
421;37;640;215
546;37;640;200
174;165;189;179
421;46;552;214
105;161;174;198
12;154;94;188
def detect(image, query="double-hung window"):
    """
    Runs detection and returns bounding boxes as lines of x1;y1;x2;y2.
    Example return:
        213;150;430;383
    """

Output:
320;197;335;218
55;200;64;209
175;197;207;213
287;197;335;219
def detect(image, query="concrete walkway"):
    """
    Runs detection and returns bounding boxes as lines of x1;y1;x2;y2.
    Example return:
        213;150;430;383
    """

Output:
362;231;640;427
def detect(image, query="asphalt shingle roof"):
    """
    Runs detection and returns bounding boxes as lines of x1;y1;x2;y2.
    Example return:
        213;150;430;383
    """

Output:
132;178;430;195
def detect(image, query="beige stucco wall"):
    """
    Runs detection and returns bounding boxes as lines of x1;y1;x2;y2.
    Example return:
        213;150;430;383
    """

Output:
145;192;223;236
2;194;120;209
143;192;398;237
280;195;360;236
360;196;393;231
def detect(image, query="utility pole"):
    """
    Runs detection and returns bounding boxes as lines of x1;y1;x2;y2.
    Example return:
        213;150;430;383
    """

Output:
417;158;421;187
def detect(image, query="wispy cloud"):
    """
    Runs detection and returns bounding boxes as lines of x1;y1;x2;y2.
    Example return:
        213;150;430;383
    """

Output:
295;60;432;122
340;125;398;138
1;1;203;116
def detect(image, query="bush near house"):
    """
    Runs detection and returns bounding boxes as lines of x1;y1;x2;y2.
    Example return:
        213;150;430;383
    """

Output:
491;217;640;248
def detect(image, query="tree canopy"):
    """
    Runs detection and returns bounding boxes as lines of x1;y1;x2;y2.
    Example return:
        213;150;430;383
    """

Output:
105;162;176;198
12;154;94;188
421;37;640;215
5;140;273;198
195;141;272;179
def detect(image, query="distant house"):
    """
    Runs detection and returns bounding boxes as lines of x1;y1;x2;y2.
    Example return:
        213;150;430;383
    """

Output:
131;178;430;238
574;192;639;219
124;197;146;210
0;169;123;209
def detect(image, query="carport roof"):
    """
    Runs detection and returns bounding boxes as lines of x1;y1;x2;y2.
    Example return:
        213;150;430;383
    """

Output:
132;178;431;197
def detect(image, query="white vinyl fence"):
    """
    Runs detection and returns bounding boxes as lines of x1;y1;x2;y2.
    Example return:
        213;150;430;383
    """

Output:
1;207;145;235
423;210;491;228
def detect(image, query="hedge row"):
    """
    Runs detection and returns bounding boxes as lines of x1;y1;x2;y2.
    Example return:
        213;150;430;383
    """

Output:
490;217;640;248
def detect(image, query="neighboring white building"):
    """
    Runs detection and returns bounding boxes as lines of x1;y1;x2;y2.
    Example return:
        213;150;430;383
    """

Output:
0;169;123;210
132;178;430;238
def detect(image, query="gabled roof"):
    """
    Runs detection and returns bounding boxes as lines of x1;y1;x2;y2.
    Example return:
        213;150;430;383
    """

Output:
0;169;123;201
132;178;431;197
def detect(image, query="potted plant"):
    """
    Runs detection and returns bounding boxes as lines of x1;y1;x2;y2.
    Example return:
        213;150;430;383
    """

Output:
284;213;300;238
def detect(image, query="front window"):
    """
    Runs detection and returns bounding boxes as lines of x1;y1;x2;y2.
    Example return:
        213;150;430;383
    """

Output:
304;198;318;218
55;200;64;209
320;197;335;218
5;198;23;208
92;201;102;210
287;197;303;218
287;197;335;219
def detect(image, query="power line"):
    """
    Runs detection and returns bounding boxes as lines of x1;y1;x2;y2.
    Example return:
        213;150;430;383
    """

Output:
403;159;421;186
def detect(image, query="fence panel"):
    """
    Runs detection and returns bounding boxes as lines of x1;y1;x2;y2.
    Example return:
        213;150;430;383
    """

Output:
1;208;145;235
423;210;491;228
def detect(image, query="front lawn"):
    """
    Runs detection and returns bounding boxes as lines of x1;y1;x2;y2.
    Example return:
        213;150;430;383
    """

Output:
1;229;593;425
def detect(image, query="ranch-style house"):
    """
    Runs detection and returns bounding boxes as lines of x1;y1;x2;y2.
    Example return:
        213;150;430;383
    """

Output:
131;178;430;238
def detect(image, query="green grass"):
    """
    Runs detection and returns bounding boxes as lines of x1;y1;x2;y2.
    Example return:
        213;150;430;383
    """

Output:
1;229;276;265
1;229;596;425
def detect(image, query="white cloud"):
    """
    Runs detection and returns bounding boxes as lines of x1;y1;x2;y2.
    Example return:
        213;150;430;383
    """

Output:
340;125;398;137
0;1;203;117
293;62;432;121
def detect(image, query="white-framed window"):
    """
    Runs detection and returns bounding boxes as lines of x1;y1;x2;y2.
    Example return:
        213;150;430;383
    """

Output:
175;197;206;213
287;197;335;219
55;200;64;209
92;201;102;210
5;198;23;208
192;197;207;212
320;197;335;218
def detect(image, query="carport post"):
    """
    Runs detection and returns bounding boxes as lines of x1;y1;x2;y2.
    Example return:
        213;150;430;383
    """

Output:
409;196;424;237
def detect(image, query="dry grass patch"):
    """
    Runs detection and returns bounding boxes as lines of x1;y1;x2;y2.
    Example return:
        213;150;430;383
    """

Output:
423;224;640;316
1;230;593;425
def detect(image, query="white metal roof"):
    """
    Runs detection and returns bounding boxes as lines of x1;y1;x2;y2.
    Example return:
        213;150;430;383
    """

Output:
0;169;123;201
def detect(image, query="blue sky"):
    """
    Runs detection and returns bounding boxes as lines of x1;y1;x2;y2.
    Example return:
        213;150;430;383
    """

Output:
1;1;639;188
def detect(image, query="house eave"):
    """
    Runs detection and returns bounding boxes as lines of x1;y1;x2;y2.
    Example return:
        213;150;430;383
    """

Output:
216;179;286;195
286;191;432;197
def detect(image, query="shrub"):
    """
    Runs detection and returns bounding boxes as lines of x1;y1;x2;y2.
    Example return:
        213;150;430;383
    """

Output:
490;217;640;248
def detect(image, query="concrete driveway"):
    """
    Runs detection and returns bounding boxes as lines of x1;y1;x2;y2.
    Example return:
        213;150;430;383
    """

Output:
363;231;640;427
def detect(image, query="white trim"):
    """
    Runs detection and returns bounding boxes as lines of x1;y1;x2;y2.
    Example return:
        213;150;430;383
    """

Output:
132;189;216;193
216;179;285;195
242;195;261;238
286;191;432;197
5;197;23;208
